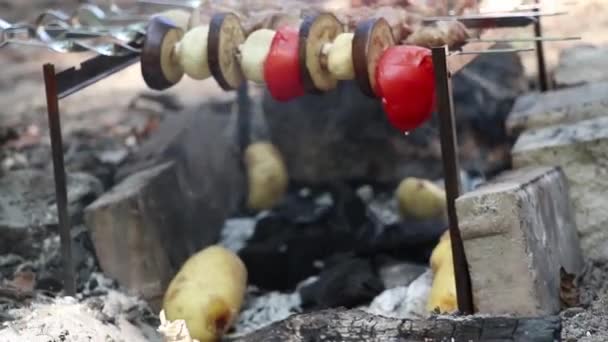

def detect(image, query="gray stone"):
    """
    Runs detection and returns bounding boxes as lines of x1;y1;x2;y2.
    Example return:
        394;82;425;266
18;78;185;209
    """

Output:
378;261;428;289
0;169;103;257
512;116;608;260
456;166;584;315
85;160;237;309
507;81;608;136
554;45;608;88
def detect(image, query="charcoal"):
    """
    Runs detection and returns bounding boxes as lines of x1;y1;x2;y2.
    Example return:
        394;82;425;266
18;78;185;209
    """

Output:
299;256;384;309
240;184;445;291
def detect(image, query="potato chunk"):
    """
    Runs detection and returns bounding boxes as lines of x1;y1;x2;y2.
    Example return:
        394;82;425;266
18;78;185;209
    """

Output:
163;246;247;342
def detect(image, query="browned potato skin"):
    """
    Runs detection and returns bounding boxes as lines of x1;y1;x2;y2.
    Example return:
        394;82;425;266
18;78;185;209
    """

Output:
163;246;247;342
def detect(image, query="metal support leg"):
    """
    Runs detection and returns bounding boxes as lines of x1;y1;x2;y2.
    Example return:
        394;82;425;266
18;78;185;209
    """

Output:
534;0;549;91
431;46;474;315
43;64;75;296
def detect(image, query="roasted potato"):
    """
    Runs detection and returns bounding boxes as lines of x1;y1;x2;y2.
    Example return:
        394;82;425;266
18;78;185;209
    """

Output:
427;232;457;313
396;177;446;220
244;142;289;211
163;245;247;342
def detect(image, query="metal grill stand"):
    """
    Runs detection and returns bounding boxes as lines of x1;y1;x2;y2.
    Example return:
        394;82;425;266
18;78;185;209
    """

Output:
431;45;474;314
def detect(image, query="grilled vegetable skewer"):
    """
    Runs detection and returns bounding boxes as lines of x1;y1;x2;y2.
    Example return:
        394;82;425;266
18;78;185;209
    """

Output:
140;9;472;133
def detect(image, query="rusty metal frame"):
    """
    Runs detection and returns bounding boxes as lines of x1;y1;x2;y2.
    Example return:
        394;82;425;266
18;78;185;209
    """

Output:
41;11;549;307
431;45;474;314
42;52;140;296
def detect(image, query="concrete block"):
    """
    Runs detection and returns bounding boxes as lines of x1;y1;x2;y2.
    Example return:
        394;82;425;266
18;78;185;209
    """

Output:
456;166;584;315
506;81;608;136
512;116;608;260
554;45;608;88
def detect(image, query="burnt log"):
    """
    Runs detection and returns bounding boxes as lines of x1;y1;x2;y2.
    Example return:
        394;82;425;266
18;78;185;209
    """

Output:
229;308;561;342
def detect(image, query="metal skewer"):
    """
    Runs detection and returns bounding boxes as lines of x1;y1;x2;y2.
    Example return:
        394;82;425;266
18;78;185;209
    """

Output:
424;11;567;28
454;47;536;55
467;36;580;43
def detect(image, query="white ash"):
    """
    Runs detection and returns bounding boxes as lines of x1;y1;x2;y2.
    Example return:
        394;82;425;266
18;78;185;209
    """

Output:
96;149;129;165
356;185;374;203
379;262;428;289
0;292;161;342
314;192;333;207
364;268;433;320
228;288;302;337
0;272;162;342
367;193;401;226
219;217;257;253
356;184;401;225
296;276;319;291
298;188;311;197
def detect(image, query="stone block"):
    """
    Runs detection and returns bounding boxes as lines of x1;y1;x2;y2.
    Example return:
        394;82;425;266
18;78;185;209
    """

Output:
84;161;227;309
512;116;608;260
554;45;608;88
456;166;584;315
506;81;608;136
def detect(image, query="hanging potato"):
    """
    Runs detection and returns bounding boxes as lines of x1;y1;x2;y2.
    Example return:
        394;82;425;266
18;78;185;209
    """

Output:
163;245;247;342
244;142;289;211
395;177;447;220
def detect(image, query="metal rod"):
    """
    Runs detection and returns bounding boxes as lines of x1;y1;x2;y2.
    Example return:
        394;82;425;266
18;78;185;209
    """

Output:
57;52;140;99
467;36;580;43
454;47;535;55
236;81;251;152
423;11;566;29
431;45;474;315
534;1;549;91
43;64;76;296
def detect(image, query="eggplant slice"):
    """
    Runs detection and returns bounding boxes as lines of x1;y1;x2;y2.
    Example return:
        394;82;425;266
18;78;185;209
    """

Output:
141;16;185;91
208;12;246;91
352;18;395;98
299;13;344;93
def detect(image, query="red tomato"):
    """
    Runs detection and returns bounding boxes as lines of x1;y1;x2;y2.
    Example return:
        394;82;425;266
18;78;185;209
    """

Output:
263;26;305;102
375;45;436;132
